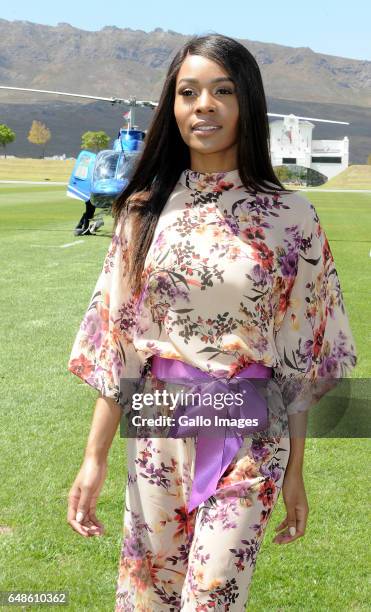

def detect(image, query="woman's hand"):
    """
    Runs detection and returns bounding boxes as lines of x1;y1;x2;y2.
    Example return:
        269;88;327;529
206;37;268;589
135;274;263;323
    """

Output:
67;456;107;538
272;467;309;544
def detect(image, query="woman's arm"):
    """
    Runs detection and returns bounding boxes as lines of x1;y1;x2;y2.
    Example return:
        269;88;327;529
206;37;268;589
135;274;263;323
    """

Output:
84;394;123;462
67;395;123;538
273;410;309;545
286;409;308;472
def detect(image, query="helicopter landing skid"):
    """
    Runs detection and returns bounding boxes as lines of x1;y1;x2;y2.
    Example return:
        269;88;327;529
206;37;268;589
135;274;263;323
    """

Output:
88;214;105;234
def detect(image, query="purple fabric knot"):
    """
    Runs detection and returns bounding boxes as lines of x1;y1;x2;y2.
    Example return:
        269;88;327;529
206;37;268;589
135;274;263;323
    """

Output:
151;357;272;513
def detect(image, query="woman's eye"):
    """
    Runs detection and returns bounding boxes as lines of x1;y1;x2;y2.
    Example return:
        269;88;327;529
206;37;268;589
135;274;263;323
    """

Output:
178;87;234;97
216;88;233;94
179;89;194;96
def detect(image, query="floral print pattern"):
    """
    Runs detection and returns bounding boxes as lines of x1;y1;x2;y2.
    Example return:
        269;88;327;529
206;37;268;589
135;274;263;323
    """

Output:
68;168;357;414
115;370;291;611
67;168;357;609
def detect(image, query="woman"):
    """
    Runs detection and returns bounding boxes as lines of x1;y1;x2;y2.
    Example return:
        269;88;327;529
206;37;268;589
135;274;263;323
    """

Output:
67;34;357;610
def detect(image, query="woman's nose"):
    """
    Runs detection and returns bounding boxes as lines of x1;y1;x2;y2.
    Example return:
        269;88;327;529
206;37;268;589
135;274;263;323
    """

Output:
195;90;216;113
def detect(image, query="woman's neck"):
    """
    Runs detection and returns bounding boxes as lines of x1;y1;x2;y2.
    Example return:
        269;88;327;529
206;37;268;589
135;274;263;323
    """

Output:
190;148;238;173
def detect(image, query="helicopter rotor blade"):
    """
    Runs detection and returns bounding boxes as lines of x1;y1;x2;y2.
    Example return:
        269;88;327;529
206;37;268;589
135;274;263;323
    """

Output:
0;85;158;108
267;112;349;125
136;100;158;108
0;85;130;104
0;86;349;123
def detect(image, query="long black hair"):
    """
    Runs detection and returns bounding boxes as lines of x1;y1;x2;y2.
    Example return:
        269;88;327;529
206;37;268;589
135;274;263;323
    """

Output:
112;33;285;295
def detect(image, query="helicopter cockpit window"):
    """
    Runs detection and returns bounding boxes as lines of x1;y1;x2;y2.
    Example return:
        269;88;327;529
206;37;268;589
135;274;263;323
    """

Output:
94;152;120;180
116;153;139;181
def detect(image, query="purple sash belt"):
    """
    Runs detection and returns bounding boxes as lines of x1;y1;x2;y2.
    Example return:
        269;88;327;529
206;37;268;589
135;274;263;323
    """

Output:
151;356;272;513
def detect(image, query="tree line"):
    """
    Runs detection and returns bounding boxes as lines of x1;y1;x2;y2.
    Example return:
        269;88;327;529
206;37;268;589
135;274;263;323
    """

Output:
3;123;371;165
0;122;112;158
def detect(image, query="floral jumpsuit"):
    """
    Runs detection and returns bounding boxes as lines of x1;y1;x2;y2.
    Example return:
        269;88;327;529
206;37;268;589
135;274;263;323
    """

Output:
68;169;357;610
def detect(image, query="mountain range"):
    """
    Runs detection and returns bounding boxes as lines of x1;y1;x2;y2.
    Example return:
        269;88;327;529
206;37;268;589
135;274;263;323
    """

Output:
0;19;370;162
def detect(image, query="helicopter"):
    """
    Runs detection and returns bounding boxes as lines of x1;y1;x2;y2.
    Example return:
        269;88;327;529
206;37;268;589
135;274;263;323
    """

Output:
0;84;350;234
0;85;159;233
67;124;146;235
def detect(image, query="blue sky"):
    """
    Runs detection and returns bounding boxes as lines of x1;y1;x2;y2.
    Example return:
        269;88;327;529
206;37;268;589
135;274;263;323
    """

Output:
1;0;370;61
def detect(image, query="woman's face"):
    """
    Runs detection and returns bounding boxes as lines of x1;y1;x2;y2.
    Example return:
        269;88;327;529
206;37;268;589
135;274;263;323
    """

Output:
174;54;239;172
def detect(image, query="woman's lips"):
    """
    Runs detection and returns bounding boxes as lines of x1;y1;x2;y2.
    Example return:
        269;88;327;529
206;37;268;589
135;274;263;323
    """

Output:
191;125;222;136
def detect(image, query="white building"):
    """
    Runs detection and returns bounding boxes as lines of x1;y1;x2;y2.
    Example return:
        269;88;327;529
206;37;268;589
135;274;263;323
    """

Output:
270;114;349;182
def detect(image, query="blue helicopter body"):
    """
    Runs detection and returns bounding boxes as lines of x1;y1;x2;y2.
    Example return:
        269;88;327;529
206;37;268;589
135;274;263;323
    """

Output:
67;129;145;208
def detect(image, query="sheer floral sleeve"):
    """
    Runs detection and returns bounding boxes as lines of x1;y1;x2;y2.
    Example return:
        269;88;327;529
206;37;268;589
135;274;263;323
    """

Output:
67;213;144;403
273;197;357;415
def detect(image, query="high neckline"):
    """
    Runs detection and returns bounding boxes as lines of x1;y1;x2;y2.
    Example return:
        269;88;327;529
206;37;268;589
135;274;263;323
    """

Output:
179;168;244;193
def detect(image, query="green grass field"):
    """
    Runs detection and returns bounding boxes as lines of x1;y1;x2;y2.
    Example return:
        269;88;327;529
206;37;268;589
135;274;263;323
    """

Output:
319;165;371;190
0;159;74;182
0;185;370;611
1;159;371;189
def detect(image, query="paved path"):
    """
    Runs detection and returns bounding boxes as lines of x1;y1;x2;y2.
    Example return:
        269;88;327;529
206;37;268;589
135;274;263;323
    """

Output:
0;180;67;185
1;180;370;193
298;188;371;193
